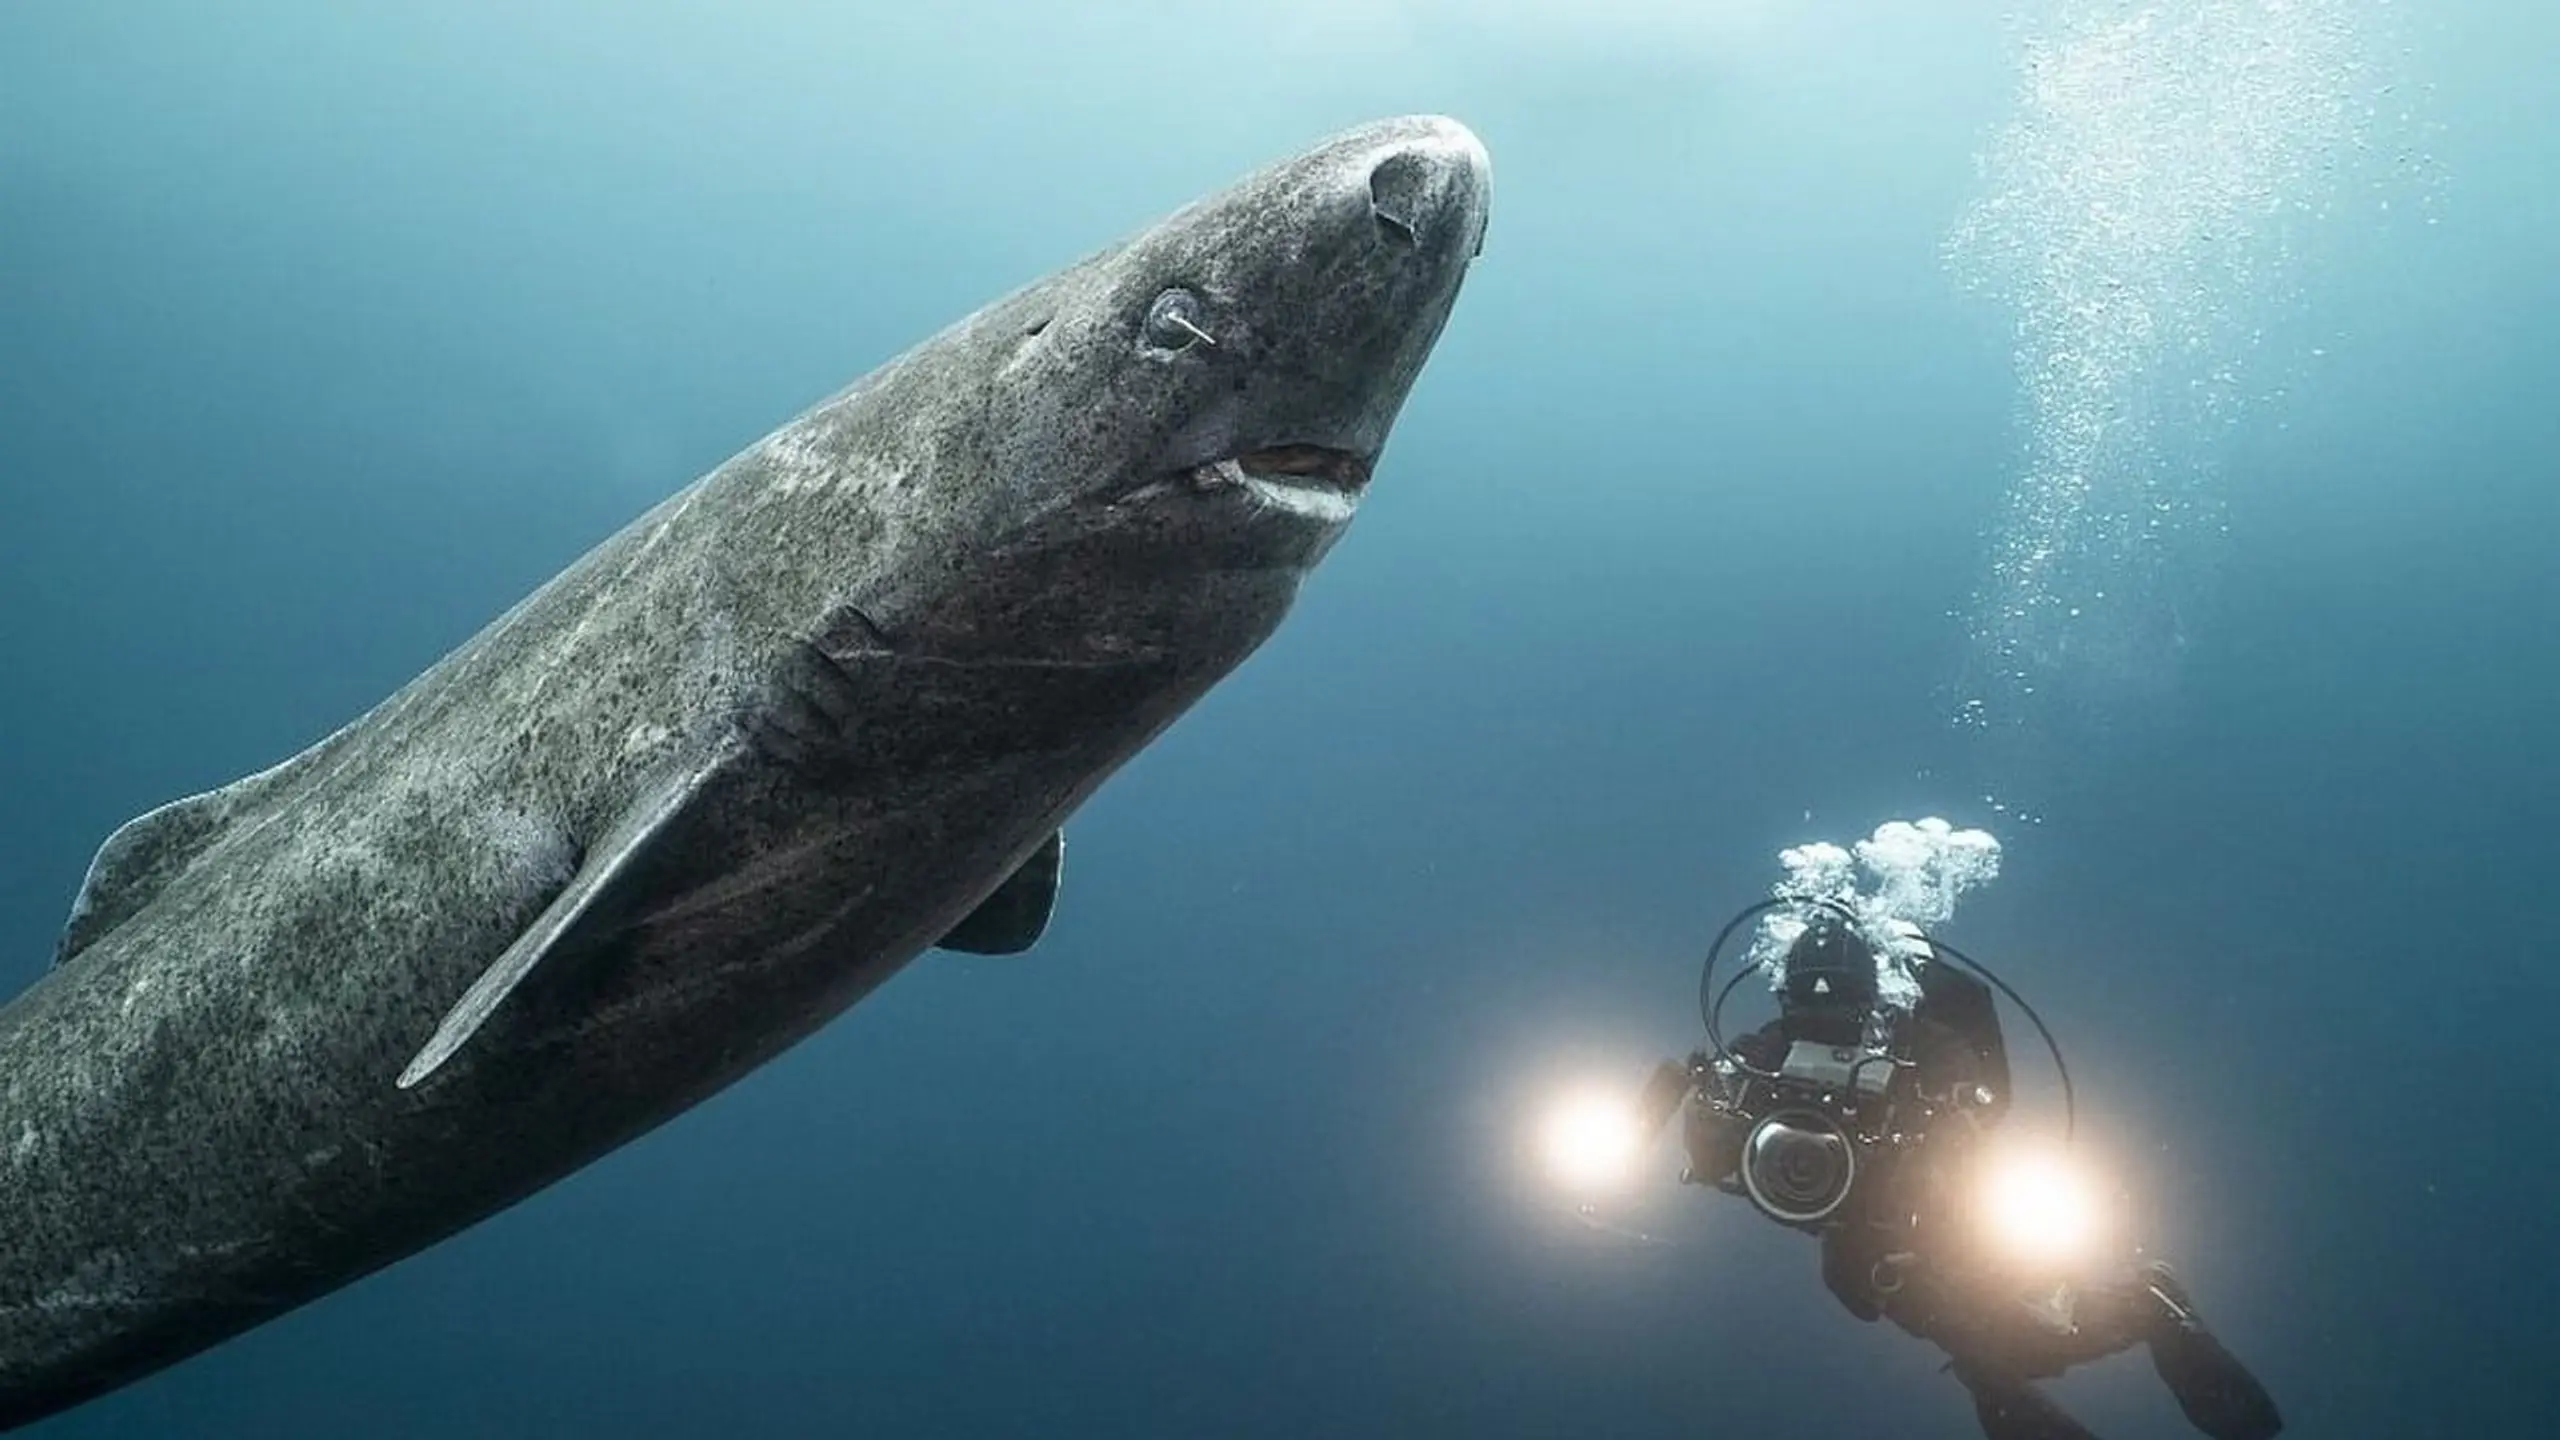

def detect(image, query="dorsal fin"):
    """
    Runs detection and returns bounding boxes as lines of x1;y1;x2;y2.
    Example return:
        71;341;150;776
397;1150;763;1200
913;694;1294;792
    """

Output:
55;722;356;968
936;830;1064;956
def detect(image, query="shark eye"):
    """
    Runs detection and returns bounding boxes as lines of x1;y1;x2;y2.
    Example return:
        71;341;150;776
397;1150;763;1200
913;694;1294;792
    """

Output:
1141;287;1216;353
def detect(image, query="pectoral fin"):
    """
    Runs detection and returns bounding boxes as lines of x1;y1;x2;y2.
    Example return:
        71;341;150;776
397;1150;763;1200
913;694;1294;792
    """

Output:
935;831;1063;956
396;765;710;1090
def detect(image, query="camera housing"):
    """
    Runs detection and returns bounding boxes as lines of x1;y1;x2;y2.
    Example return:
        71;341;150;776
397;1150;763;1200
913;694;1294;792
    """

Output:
1686;1037;1921;1230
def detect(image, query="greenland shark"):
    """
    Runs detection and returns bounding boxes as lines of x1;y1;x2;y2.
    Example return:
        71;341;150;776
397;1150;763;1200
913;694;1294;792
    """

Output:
0;114;1491;1428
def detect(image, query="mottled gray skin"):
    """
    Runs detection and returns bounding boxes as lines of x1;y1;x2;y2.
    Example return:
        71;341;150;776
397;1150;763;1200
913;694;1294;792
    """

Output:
0;116;1490;1429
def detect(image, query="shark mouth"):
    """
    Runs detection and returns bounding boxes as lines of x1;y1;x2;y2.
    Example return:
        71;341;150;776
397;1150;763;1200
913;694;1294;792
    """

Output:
1236;444;1373;493
1187;445;1375;521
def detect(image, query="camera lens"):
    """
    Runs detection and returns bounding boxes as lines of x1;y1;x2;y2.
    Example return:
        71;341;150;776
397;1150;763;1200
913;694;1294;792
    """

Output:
1742;1111;1855;1225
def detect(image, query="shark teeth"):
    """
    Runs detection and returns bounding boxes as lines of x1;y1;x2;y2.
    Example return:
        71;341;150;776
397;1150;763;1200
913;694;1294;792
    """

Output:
1187;445;1370;493
1186;457;1251;493
1178;447;1370;524
1237;445;1373;493
1241;471;1359;523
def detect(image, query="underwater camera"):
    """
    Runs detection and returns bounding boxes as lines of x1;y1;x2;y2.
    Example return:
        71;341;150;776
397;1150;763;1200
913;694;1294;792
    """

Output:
1688;897;2075;1233
1695;1035;1900;1228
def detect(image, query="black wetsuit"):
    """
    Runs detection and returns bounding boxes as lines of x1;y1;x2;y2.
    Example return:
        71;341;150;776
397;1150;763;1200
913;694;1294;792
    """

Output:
1648;961;2283;1440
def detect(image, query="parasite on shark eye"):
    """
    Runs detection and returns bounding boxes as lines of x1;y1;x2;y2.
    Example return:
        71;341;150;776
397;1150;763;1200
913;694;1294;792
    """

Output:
1142;287;1217;352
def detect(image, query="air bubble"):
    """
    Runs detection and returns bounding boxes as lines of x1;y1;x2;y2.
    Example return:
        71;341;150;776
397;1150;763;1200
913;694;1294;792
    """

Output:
1945;0;2420;755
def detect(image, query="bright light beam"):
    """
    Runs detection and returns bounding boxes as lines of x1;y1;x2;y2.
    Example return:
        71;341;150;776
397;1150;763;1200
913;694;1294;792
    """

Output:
1538;1086;1646;1196
1976;1145;2106;1270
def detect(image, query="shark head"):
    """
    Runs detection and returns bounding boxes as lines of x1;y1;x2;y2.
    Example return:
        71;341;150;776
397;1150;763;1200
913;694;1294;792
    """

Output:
826;115;1491;673
1002;113;1492;549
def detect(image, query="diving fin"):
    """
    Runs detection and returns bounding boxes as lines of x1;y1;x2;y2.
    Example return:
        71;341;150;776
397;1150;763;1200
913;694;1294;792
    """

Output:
935;831;1063;956
1953;1362;2102;1440
396;766;708;1090
2150;1321;2284;1440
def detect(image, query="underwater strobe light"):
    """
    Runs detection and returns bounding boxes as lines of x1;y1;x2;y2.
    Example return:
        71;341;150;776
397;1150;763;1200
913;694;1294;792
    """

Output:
1974;1143;2108;1272
1538;1085;1645;1196
1739;1108;1859;1226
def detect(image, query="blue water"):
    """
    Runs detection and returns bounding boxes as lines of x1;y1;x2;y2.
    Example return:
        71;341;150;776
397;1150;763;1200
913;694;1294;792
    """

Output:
2;2;2551;1435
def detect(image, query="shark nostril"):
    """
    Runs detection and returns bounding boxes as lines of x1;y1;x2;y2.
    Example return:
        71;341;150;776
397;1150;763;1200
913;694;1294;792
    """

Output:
1368;150;1430;247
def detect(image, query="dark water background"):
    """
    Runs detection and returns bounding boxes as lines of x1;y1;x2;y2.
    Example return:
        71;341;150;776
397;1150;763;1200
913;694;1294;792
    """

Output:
2;2;2552;1435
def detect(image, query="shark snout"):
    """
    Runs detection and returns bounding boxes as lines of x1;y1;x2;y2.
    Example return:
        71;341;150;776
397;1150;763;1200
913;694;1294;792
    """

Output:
1115;115;1492;513
1364;117;1492;258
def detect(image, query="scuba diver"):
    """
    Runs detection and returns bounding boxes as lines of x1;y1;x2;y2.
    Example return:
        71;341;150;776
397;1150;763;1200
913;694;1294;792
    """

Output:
1633;903;2283;1440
